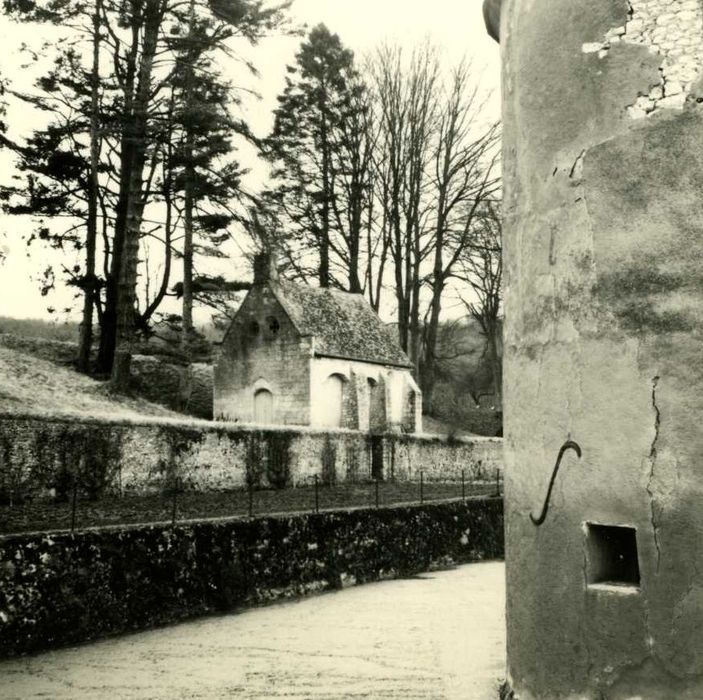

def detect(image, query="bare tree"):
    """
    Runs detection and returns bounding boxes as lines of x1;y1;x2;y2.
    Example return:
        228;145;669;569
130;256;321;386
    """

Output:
458;201;503;407
371;47;499;406
370;43;440;366
420;62;500;411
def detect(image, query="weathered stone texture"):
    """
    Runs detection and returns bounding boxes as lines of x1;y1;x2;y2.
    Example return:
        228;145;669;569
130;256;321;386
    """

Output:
0;499;504;659
502;0;703;697
0;413;501;501
582;0;703;116
214;285;312;425
130;357;214;419
384;435;502;483
214;261;421;433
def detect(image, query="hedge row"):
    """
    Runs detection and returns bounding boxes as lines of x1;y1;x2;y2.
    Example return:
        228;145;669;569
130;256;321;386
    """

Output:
0;498;503;658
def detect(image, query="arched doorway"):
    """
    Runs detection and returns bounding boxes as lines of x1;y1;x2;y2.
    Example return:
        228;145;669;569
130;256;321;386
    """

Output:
253;388;273;424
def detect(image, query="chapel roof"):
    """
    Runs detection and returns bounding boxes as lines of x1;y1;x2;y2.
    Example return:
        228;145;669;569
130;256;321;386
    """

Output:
270;280;412;369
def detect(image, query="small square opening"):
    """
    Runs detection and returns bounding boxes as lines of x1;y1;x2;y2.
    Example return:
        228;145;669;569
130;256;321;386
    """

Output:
586;523;640;589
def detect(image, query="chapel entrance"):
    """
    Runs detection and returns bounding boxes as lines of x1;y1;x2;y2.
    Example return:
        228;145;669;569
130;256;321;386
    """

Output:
254;388;273;424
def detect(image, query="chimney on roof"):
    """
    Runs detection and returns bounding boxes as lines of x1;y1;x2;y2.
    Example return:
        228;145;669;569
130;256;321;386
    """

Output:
252;249;279;286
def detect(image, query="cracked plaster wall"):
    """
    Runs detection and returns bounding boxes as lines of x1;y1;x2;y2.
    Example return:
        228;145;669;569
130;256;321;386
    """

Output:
583;0;703;116
501;0;703;698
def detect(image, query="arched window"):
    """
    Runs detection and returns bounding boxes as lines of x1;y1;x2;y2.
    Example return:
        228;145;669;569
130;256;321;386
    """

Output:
254;388;273;424
319;374;345;428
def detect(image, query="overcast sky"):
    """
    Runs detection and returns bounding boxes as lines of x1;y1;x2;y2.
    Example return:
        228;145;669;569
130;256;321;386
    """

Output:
0;0;500;324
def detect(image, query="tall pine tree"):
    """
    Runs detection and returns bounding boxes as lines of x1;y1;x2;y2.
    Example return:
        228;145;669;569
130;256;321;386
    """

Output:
265;24;375;293
2;0;292;388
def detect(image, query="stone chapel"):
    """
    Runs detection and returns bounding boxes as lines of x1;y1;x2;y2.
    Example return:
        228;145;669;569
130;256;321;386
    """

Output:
214;253;422;432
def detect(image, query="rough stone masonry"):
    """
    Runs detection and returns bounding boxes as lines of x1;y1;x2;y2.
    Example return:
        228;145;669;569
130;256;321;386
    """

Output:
495;0;703;698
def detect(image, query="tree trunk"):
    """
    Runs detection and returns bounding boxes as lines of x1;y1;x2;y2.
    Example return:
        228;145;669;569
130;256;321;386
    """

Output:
319;97;331;288
348;232;361;293
421;278;444;414
346;145;364;294
393;234;408;352
141;113;174;326
77;0;101;373
111;0;162;391
181;0;196;350
181;159;194;347
409;253;421;375
421;160;450;411
96;13;141;375
96;164;129;373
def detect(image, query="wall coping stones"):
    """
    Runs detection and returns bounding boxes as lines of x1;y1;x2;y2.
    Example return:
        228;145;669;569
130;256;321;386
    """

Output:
0;409;503;446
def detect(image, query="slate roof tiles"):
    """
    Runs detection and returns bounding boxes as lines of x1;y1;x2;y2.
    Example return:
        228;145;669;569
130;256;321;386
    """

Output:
271;280;412;368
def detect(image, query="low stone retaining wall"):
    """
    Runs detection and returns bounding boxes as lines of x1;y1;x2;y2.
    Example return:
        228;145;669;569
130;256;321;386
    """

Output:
0;498;503;658
130;357;213;419
0;412;502;502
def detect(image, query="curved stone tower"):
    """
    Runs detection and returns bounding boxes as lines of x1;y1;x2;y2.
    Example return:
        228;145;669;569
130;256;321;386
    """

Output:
500;0;703;697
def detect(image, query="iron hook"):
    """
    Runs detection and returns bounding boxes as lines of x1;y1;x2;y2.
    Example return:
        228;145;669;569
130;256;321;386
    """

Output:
530;440;582;526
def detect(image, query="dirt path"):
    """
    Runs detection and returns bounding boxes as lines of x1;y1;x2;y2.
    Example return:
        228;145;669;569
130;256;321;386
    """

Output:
1;562;506;699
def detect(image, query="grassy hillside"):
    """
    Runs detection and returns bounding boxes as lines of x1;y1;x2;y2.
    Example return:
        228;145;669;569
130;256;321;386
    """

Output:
0;316;502;433
0;344;180;419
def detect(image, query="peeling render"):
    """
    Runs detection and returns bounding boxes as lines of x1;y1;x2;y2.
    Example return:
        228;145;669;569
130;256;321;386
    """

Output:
582;0;703;117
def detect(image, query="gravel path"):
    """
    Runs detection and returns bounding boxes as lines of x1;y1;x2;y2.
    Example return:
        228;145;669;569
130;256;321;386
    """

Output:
1;562;506;700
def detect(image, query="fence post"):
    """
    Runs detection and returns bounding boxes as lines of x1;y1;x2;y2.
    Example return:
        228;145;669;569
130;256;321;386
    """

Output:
495;468;501;497
420;470;424;504
248;479;254;519
70;476;78;533
375;478;380;509
313;474;320;514
461;469;466;502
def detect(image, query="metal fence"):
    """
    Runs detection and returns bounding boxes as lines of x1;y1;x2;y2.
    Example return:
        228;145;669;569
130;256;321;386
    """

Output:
0;469;502;536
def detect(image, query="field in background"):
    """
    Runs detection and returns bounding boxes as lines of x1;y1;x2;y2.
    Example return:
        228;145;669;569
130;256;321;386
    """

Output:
0;316;79;342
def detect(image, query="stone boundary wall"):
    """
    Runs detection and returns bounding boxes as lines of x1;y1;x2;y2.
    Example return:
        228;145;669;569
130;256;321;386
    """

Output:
0;498;504;658
0;412;502;502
